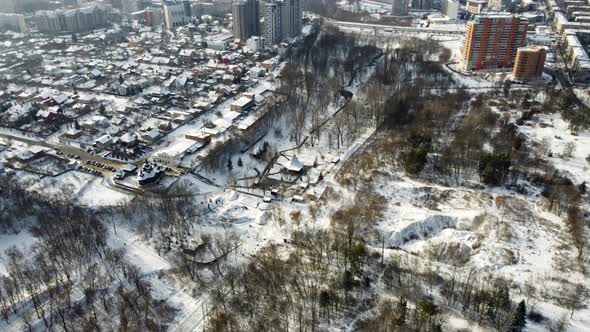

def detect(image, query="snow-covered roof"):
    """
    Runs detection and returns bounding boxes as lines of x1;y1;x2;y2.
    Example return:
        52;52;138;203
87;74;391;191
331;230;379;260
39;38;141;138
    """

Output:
96;134;113;144
120;132;138;144
287;156;303;172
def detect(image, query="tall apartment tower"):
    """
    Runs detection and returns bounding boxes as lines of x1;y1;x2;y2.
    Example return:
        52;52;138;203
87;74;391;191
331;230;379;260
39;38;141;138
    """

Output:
512;46;546;80
281;0;302;39
264;0;302;46
391;0;409;16
264;0;283;45
461;15;528;71
232;0;260;42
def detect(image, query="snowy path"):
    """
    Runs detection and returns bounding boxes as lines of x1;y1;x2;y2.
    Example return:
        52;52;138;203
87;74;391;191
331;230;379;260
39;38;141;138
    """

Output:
173;294;213;332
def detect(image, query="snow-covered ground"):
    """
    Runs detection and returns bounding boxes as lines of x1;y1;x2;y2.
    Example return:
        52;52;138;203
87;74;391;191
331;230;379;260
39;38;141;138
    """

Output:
0;231;36;275
25;170;132;206
518;112;590;185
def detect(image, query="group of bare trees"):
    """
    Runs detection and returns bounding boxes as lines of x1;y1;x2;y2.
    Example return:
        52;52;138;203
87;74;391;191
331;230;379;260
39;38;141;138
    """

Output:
204;190;385;331
185;28;590;332
0;195;176;331
171;232;241;289
277;25;383;147
0;176;47;233
115;184;200;249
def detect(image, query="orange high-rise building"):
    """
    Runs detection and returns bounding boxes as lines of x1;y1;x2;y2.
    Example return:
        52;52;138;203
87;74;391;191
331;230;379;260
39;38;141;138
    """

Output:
512;46;546;81
461;15;528;71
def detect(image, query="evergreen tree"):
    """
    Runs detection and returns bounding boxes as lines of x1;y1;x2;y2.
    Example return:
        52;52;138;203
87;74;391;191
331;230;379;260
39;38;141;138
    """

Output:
478;152;511;186
237;157;243;167
395;297;407;327
227;158;233;172
510;300;527;332
578;181;587;195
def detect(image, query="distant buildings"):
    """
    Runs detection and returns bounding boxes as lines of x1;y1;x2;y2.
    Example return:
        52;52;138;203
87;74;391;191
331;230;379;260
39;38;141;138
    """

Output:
441;0;459;19
133;7;163;27
411;0;432;10
121;0;139;14
562;29;590;82
512;46;547;80
488;0;509;11
391;0;409;16
35;5;111;33
0;0;47;13
232;0;260;42
0;13;27;32
163;0;192;30
0;0;17;13
461;15;528;71
264;0;302;46
246;36;266;52
546;0;590;82
466;0;488;14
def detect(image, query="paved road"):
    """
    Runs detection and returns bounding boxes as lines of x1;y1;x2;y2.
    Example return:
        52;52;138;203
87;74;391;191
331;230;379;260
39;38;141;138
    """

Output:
0;128;125;167
326;18;465;36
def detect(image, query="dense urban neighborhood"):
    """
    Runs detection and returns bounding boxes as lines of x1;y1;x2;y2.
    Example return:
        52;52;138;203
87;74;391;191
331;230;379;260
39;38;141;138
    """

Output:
0;0;589;331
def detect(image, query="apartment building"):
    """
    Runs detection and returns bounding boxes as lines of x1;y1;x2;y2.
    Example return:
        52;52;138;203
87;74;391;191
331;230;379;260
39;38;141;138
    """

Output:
163;0;191;30
0;13;27;32
411;0;432;10
264;0;302;46
281;0;302;39
441;0;459;19
35;5;110;33
512;46;546;80
488;0;509;11
130;7;163;26
391;0;409;16
232;0;260;42
562;30;590;82
466;0;488;14
461;14;528;71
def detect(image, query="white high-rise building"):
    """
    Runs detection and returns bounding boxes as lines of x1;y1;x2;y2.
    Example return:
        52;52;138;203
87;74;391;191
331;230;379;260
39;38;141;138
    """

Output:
441;0;459;19
0;13;27;32
246;35;266;52
163;0;191;30
264;0;302;46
